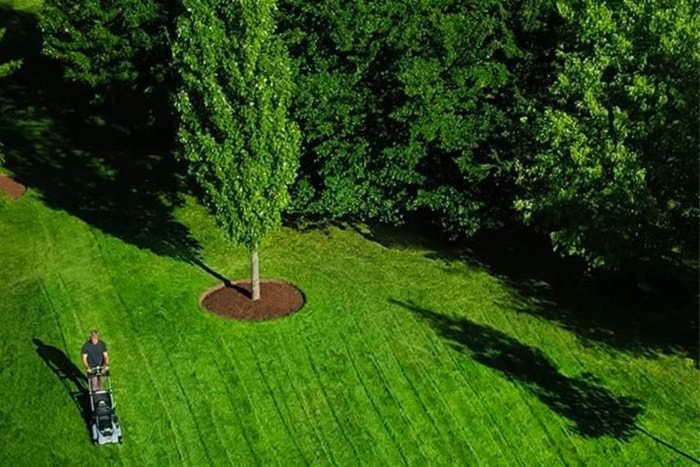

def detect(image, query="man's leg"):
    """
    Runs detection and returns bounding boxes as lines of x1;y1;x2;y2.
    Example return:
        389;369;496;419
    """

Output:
89;374;101;391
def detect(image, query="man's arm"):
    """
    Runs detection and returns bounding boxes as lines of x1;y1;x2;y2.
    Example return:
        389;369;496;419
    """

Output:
82;353;89;371
103;351;109;370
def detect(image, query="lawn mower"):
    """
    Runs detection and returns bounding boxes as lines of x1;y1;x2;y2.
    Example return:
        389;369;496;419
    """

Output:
87;366;123;445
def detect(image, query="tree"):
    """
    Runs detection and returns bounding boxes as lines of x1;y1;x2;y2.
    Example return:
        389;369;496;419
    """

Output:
514;0;699;270
40;0;169;87
174;0;300;300
280;0;520;235
0;27;22;169
39;0;172;127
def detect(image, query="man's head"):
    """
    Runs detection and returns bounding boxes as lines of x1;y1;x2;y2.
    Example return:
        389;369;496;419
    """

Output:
89;330;100;345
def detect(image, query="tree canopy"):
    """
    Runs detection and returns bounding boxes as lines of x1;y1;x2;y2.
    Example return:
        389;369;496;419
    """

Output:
514;0;700;269
35;0;699;272
0;27;22;169
174;0;300;297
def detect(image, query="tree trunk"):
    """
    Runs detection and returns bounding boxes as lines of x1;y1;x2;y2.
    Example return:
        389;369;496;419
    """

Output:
251;248;260;301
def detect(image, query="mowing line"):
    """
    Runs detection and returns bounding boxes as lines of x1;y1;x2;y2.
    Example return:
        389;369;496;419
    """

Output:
218;333;283;465
170;358;218;466
211;359;262;465
36;208;85;345
354;309;452;455
91;239;189;465
346;312;435;465
496;317;586;463
568;352;637;465
37;215;149;464
485;314;597;464
114;302;188;464
386;320;484;463
403;312;519;465
244;337;311;466
299;337;363;466
273;328;337;466
340;338;410;466
189;358;248;466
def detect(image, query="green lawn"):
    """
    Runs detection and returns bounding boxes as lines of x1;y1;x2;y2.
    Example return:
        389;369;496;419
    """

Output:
0;187;698;465
1;1;698;464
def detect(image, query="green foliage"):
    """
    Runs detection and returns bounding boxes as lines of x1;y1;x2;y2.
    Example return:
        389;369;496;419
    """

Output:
515;0;700;269
39;0;169;88
0;27;22;168
281;0;520;234
174;0;300;252
0;28;22;80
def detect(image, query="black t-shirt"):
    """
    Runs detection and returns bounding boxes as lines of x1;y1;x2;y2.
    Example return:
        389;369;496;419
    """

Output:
82;340;108;367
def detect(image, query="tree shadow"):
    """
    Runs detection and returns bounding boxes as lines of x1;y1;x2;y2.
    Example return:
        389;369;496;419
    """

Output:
390;299;644;440
0;7;201;261
450;228;699;366
358;218;698;366
32;338;91;433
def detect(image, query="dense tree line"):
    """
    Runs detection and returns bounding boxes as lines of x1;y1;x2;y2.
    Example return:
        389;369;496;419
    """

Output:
35;0;699;273
0;26;22;169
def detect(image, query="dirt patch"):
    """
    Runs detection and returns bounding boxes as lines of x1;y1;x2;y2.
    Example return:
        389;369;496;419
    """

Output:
0;175;26;200
200;280;305;321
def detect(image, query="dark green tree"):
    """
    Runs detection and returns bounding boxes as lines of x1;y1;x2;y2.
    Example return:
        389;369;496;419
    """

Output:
39;0;172;127
40;0;168;87
514;0;700;269
280;0;520;236
174;0;300;300
0;27;22;170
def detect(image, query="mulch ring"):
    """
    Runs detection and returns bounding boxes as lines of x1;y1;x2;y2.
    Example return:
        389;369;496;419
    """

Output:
200;279;305;321
0;175;26;200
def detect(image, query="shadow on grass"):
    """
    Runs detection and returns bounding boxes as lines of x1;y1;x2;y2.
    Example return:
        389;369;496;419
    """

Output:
359;219;698;366
0;6;202;262
32;338;91;434
452;229;699;366
390;299;644;440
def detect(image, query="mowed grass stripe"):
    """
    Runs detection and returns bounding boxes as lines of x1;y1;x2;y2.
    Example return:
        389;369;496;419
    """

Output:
299;336;365;466
299;314;409;466
295;299;412;465
33;213;147;465
348;311;475;465
348;296;494;465
258;331;327;463
465;303;571;463
244;334;311;465
209;360;263;465
271;327;339;465
171;362;220;465
374;305;500;462
92;258;191;463
340;337;411;465
385;315;495;463
180;332;265;465
217;331;282;465
82;222;206;464
310;261;432;464
399;309;531;465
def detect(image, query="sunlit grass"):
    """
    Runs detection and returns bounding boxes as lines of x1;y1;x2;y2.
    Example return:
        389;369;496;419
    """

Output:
0;191;697;465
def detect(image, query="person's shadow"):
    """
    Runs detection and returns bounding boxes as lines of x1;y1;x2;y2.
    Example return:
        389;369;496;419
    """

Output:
32;339;91;432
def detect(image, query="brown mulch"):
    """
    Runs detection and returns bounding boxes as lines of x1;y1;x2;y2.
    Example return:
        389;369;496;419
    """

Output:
200;280;305;321
0;175;26;200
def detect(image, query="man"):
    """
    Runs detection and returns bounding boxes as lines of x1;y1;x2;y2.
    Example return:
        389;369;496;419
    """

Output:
81;330;109;391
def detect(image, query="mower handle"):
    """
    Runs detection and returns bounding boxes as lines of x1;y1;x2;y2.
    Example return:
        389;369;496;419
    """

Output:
87;366;109;375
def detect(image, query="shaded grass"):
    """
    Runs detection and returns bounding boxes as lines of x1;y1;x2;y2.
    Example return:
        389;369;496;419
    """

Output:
0;193;698;465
